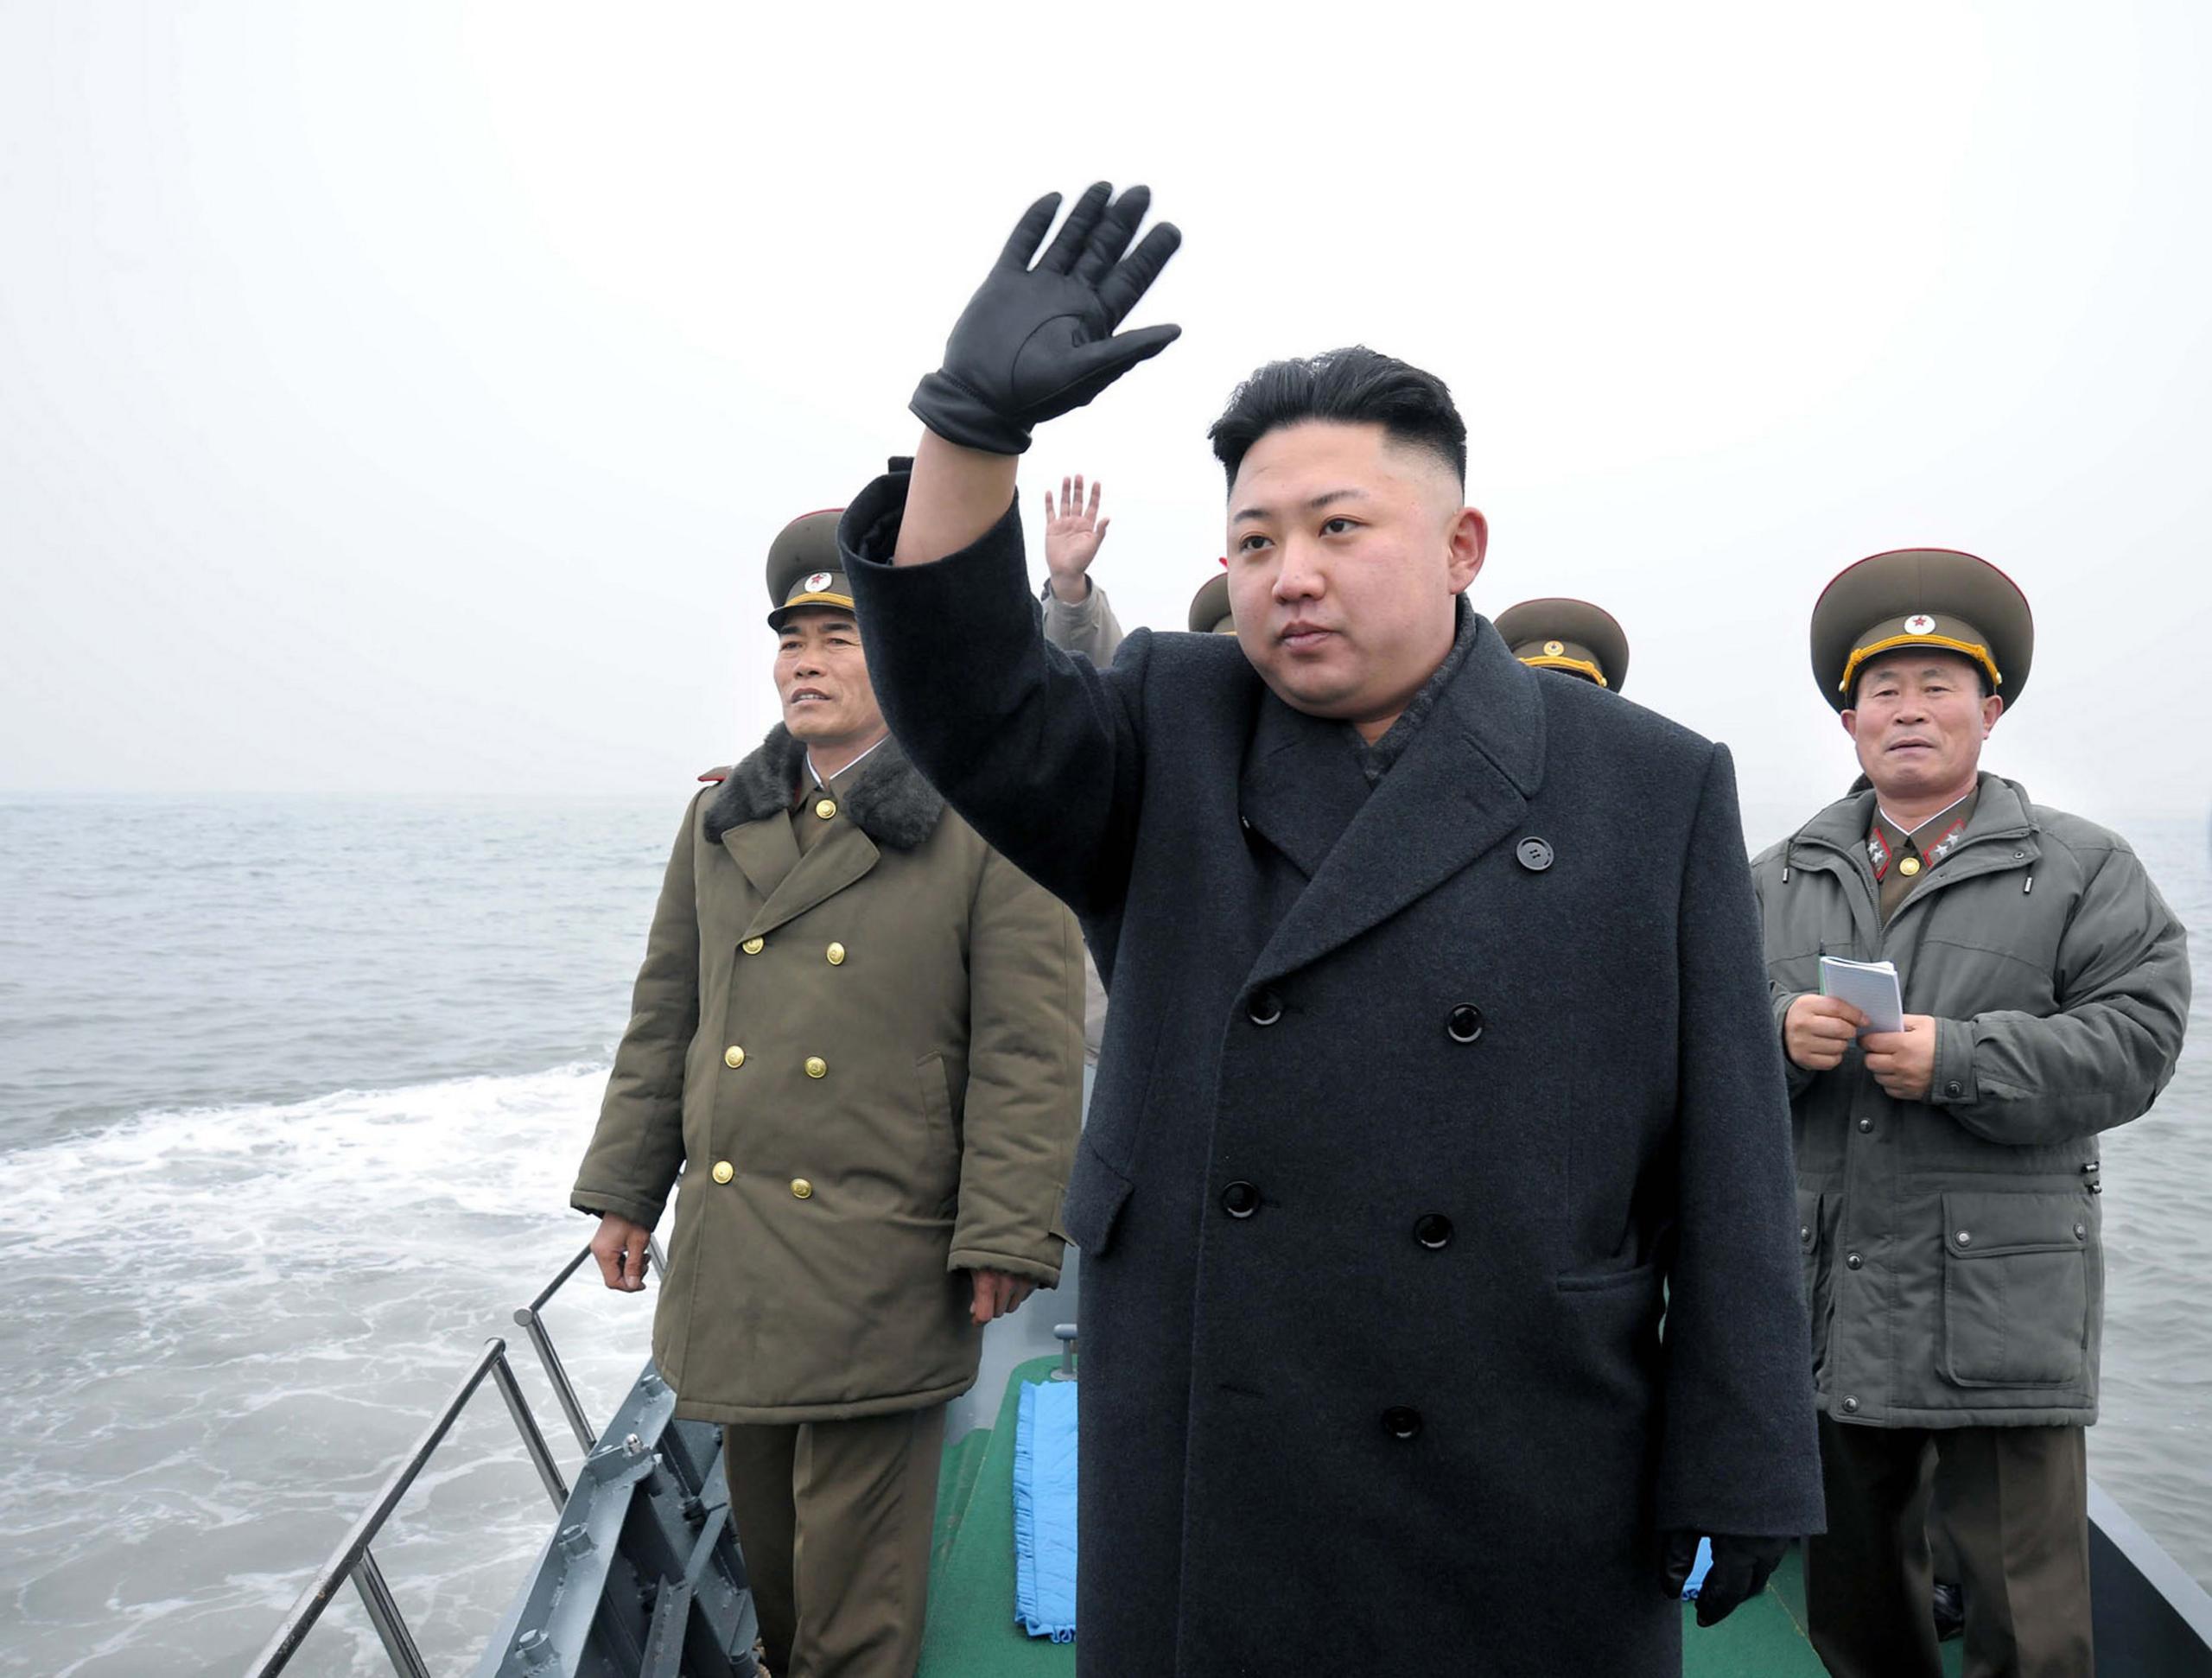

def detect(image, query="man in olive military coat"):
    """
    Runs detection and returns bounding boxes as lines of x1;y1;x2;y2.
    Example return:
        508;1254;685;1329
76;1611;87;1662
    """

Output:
1751;548;2189;1678
836;182;1823;1678
571;511;1086;1678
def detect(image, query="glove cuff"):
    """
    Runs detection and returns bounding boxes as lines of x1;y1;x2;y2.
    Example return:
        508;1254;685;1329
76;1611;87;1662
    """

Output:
910;371;1033;456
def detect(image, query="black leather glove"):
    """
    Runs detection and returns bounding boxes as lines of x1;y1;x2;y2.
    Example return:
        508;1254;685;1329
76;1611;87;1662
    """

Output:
1661;1530;1791;1628
911;181;1182;455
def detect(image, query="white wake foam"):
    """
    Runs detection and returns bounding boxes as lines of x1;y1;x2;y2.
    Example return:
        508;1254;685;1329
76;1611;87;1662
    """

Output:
0;1065;670;1677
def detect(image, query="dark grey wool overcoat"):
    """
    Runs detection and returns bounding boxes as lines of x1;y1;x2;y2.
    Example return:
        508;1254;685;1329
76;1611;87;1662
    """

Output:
842;469;1823;1678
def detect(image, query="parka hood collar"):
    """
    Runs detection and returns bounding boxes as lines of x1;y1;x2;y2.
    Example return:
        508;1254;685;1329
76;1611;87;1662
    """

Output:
704;724;944;850
1791;771;2037;862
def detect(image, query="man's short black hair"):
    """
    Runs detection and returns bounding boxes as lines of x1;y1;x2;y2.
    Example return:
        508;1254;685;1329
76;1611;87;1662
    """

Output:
1207;346;1467;490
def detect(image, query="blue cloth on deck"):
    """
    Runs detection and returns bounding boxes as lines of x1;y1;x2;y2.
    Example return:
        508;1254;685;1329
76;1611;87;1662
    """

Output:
1681;1536;1715;1599
1013;1378;1078;1641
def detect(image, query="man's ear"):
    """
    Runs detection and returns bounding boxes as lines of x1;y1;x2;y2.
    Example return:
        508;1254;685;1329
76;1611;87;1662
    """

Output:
1446;505;1488;593
1840;707;1862;743
1981;694;2004;735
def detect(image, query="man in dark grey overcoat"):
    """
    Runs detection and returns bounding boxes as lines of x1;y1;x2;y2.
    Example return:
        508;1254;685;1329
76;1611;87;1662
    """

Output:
841;183;1824;1676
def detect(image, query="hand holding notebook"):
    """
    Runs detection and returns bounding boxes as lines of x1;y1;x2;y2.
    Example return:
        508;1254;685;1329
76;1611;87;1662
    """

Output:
1817;956;1904;1037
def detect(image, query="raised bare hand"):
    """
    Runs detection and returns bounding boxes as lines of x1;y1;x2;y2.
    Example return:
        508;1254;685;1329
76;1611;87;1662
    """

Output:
1044;474;1110;600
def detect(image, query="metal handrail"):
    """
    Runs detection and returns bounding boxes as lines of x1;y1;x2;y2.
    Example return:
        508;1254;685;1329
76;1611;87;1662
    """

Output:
245;1240;660;1677
513;1236;668;1452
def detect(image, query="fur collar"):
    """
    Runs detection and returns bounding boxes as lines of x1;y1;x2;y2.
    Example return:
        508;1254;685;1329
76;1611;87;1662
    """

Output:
703;725;944;851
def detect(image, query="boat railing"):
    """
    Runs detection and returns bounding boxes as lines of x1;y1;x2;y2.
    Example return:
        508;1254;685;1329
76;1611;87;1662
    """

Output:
244;1237;668;1678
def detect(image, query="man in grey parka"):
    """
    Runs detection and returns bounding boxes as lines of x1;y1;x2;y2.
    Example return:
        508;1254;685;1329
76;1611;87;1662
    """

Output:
1751;547;2190;1678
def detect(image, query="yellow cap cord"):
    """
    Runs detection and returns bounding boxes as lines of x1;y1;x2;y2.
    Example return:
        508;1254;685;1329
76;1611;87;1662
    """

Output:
1522;653;1610;689
1839;633;2000;696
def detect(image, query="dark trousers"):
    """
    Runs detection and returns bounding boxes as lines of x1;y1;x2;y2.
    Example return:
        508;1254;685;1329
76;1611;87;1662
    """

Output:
721;1405;946;1678
1807;1414;2093;1678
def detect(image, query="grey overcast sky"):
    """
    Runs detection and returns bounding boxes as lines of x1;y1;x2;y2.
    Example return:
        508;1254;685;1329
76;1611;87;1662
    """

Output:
3;1;2208;835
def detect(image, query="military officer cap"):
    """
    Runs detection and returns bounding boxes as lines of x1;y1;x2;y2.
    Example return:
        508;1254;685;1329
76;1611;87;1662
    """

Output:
1493;598;1630;693
765;509;852;630
1188;571;1235;635
1810;547;2033;713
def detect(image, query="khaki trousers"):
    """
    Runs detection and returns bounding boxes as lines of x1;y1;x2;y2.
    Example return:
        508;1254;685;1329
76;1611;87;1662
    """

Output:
721;1405;946;1678
1807;1414;2094;1678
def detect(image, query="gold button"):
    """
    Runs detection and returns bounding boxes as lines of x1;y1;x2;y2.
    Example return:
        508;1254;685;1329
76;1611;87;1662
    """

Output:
1899;856;1922;877
742;937;765;955
814;798;837;820
711;1160;734;1185
804;1056;827;1079
724;1045;746;1069
791;1178;814;1200
826;942;846;965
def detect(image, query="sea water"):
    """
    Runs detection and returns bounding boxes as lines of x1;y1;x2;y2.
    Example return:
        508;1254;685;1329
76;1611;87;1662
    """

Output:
0;793;2205;1675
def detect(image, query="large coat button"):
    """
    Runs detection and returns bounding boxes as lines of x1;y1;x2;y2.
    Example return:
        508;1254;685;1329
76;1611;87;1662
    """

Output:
1516;836;1554;872
1247;988;1283;1027
1382;1406;1423;1440
1221;1180;1260;1218
1447;1005;1484;1044
1413;1214;1453;1249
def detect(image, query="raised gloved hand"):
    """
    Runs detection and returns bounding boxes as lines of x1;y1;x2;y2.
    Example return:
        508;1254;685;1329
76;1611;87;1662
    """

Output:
1662;1530;1791;1628
911;181;1182;455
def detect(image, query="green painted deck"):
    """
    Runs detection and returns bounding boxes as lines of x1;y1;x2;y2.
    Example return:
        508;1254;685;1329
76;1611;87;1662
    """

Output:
918;1359;1964;1676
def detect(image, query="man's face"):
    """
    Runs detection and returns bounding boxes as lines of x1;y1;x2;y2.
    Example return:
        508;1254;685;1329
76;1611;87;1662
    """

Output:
1224;421;1487;736
1841;651;2002;802
773;609;885;747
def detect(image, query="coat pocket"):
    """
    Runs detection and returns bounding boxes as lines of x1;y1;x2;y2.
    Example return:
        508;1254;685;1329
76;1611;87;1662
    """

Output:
1059;1135;1133;1259
1938;1190;2092;1389
914;1053;961;1214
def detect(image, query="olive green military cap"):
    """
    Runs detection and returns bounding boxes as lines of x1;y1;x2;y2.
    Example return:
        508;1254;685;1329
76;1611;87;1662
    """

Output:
1188;572;1235;635
765;509;852;630
1810;547;2033;713
1492;598;1630;693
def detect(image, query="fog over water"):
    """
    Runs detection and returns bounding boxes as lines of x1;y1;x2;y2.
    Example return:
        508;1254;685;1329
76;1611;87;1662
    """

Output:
2;3;2208;817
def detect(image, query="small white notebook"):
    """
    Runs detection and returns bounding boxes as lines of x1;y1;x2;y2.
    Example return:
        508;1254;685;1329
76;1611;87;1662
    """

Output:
1818;955;1904;1035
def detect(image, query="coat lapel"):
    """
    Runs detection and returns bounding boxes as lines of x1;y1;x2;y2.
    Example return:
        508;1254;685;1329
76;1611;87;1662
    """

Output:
1247;622;1548;988
721;817;800;902
745;820;884;941
1239;694;1376;880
